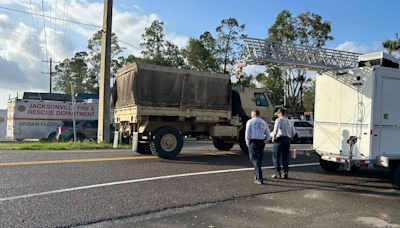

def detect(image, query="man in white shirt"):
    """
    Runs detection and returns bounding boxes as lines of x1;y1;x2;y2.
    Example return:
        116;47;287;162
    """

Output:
271;108;296;179
245;110;270;185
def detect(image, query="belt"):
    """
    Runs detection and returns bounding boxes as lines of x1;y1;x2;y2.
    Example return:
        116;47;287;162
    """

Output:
276;136;290;140
250;139;265;142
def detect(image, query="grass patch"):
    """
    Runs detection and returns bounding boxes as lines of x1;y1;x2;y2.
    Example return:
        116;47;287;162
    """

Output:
0;141;131;150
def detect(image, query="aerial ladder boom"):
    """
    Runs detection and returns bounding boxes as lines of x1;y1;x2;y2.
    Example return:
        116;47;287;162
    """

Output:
241;37;360;71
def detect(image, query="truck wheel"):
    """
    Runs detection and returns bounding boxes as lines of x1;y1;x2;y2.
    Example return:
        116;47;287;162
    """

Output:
212;137;234;151
391;163;400;189
238;127;248;153
319;157;341;172
150;126;183;159
137;143;152;155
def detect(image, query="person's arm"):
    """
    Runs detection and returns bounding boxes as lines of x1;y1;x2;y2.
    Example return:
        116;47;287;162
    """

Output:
245;120;251;146
264;121;271;142
291;121;296;138
272;119;280;139
270;120;277;142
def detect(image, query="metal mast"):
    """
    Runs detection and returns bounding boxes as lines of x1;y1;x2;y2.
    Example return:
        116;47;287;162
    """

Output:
242;37;360;71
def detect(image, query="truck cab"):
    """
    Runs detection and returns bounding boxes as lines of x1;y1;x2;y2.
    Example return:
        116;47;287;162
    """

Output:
231;85;273;122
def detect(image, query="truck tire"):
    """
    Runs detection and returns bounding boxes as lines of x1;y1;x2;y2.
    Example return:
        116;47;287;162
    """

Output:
150;126;183;159
319;157;341;172
238;127;248;153
137;143;152;155
391;163;400;189
212;137;234;151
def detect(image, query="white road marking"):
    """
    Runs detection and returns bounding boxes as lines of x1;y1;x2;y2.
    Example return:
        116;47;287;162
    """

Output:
0;162;319;202
262;207;299;215
355;217;400;228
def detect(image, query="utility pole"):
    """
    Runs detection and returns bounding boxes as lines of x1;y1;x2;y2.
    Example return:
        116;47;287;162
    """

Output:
70;81;77;143
97;0;113;143
42;58;60;93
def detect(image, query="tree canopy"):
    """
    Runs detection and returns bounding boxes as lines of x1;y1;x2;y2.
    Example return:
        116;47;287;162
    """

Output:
382;33;400;55
267;10;333;112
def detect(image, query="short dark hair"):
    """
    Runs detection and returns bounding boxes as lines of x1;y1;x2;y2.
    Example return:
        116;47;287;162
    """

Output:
277;108;286;115
252;110;260;116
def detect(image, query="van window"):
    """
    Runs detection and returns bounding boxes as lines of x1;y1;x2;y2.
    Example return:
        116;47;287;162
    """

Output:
301;122;313;127
294;122;313;127
254;93;269;107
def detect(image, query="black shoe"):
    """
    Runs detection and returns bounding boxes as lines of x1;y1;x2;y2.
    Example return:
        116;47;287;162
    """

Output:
271;172;281;179
283;172;288;179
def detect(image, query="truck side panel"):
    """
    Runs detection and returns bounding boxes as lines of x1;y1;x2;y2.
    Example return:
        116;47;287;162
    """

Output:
314;73;343;155
314;68;373;159
376;68;400;158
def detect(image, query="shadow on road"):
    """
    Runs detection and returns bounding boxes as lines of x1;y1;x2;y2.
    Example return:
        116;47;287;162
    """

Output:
267;166;399;198
160;151;398;197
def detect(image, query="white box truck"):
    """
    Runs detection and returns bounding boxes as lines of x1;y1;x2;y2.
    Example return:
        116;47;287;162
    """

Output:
314;52;400;188
7;92;98;141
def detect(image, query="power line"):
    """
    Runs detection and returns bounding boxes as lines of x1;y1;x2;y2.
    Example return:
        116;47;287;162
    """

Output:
1;5;142;57
119;39;142;51
41;0;49;64
61;0;70;57
29;0;43;62
0;6;100;28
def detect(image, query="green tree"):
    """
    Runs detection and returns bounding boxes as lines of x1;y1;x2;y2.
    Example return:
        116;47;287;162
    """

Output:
140;20;165;65
184;35;220;72
140;20;185;68
256;67;284;106
54;51;89;94
216;18;246;74
55;30;125;93
121;55;147;65
302;81;315;112
163;41;185;68
268;10;333;112
382;33;400;54
86;30;125;92
237;73;256;88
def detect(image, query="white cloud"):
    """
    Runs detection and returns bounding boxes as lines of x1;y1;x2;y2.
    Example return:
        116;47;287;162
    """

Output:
0;0;189;108
334;41;382;54
165;32;189;49
63;0;187;55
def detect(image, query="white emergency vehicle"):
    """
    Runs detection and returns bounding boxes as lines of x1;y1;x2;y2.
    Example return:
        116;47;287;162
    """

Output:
242;38;400;188
7;92;98;141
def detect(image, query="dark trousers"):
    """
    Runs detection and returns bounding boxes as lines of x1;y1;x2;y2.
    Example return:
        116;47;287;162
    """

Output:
272;137;291;173
248;139;265;181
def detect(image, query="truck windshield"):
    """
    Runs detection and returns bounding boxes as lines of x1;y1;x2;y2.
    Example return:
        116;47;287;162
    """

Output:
254;93;269;107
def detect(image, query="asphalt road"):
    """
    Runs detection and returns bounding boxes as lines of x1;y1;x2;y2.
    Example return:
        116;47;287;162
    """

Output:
0;141;399;228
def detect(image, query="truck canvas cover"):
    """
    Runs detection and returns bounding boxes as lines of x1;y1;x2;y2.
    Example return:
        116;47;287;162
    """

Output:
114;63;231;110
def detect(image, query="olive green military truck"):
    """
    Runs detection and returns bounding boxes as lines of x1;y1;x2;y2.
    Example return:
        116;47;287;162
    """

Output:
113;63;273;159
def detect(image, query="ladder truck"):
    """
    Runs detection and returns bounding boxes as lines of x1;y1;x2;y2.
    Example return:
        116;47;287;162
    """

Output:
241;37;400;189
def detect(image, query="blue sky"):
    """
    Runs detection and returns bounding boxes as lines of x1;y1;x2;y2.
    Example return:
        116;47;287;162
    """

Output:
132;0;398;48
0;0;399;108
